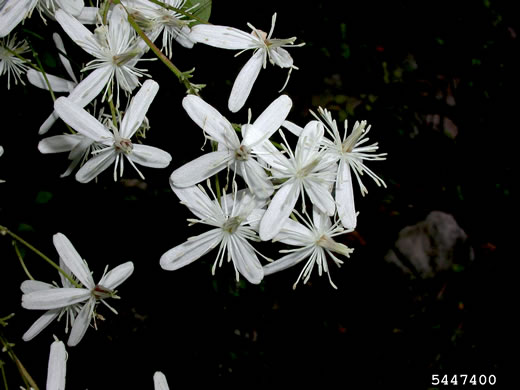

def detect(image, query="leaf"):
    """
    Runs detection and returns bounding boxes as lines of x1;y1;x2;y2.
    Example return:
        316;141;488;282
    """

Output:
184;0;212;24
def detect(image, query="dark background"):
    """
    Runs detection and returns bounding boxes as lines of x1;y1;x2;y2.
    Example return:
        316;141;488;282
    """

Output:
0;0;515;388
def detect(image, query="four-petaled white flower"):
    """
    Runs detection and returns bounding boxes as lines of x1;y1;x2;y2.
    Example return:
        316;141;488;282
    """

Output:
21;233;134;346
190;13;304;112
160;183;266;284
316;107;387;229
0;34;30;89
263;207;354;289
55;4;149;106
257;120;337;241
53;79;172;183
170;94;292;199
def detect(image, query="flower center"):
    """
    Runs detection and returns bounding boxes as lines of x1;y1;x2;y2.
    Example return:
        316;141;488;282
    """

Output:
114;138;133;154
296;159;319;178
222;216;242;233
92;284;114;300
113;49;140;66
235;145;250;161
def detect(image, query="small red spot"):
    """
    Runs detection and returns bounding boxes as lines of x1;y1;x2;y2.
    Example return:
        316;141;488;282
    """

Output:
375;45;385;52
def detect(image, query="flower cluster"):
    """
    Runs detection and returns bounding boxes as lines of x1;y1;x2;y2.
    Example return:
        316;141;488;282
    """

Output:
1;0;387;387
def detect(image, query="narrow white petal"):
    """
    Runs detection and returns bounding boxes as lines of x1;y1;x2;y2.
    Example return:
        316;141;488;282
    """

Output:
259;180;300;241
53;33;78;84
304;179;336;216
68;67;112;107
22;288;90;310
54;97;111;142
274;218;313;246
182;95;239;147
120;80;159;139
47;340;67;390
38;134;82;154
56;0;83;16
336;159;357;229
77;7;99;24
229;236;264;284
67;298;94;346
21;280;54;294
55;9;98;57
228;50;264;113
190;25;255;49
295;121;324;166
98;261;134;290
0;0;37;38
239;159;273;199
160;229;222;271
263;248;314;276
153;372;170;390
53;233;94;288
170;185;216;221
129;144;171;168
22;309;60;341
170;151;232;188
39;112;59;135
75;149;116;183
242;95;292;148
282;120;303;137
270;47;294;68
26;70;75;92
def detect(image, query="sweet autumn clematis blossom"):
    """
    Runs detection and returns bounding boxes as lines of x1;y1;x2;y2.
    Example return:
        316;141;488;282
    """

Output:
21;233;134;346
53;79;172;183
190;13;304;112
160;183;266;284
316;107;387;229
170;94;292;199
263;208;354;289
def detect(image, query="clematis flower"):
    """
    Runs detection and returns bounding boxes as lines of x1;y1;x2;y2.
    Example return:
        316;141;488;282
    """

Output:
190;13;304;112
316;107;387;229
55;4;149;106
154;372;170;390
257;120;337;241
53;79;172;183
160;183;266;284
0;0;84;38
21;233;134;346
170;94;292;199
263;207;354;289
0;34;30;89
46;339;67;390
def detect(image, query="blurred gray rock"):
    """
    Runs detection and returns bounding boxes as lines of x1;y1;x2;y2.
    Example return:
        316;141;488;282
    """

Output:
385;211;474;278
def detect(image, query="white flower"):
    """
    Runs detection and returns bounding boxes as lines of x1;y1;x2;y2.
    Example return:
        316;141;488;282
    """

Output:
21;233;134;346
170;94;292;199
46;339;67;390
263;208;354;289
123;0;196;56
257;120;337;241
316;108;387;229
55;4;148;106
153;372;170;390
160;183;266;284
53;79;172;183
0;34;30;89
21;258;82;341
0;0;84;38
190;13;304;112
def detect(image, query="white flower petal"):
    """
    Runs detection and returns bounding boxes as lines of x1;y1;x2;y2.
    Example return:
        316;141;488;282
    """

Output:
259;180;300;241
67;67;112;107
169;150;232;188
22;288;90;310
153;372;170;390
75;149;116;183
239;159;273;199
270;47;293;68
228;49;264;113
336;159;357;229
243;95;292;148
229;235;263;284
54;97;111;142
190;25;255;50
160;229;222;271
77;6;99;24
21;280;54;293
0;0;37;38
182;95;239;147
22;309;60;341
98;261;134;290
273;218;312;246
67;298;94;346
55;9;97;57
128;144;171;168
120;79;159;139
47;340;67;390
296;120;324;166
282;120;303;137
304;179;336;216
26;70;75;92
56;0;84;17
53;233;94;288
38;134;82;154
39;112;60;135
263;248;314;276
170;184;217;221
53;32;78;84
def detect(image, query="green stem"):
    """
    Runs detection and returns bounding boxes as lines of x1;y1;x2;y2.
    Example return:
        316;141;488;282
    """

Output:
13;242;35;281
147;0;211;25
0;359;7;390
0;226;82;288
0;334;39;390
